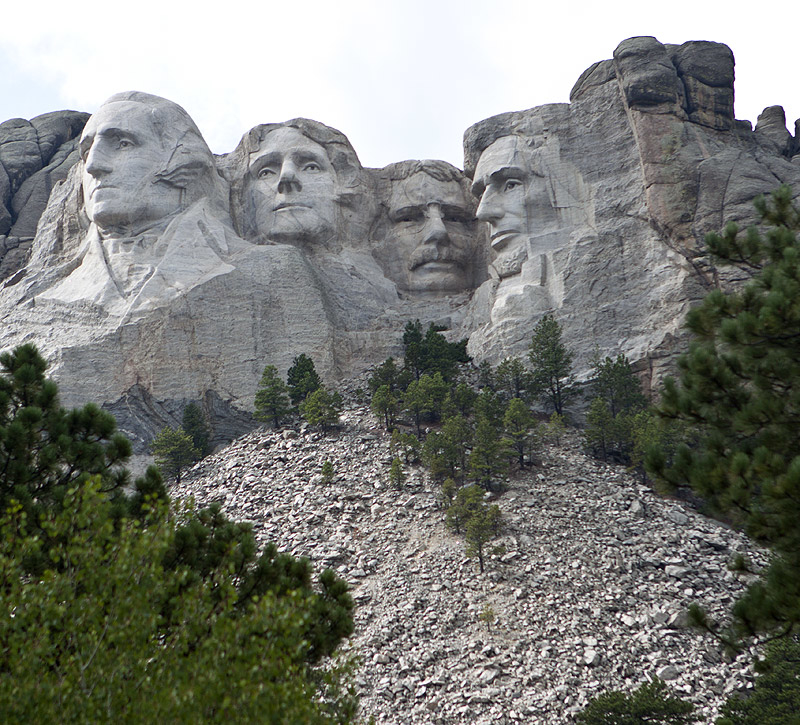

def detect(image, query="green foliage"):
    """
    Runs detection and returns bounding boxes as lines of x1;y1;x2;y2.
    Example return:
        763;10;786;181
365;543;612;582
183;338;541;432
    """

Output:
474;388;506;430
402;320;470;382
402;372;449;435
368;357;410;394
0;343;152;518
465;501;502;573
503;397;539;469
479;603;496;630
389;457;405;489
442;381;478;419
544;411;566;445
647;186;800;639
151;425;199;484
390;429;420;464
254;364;293;427
591;352;647;417
371;384;399;430
469;415;508;489
300;386;343;431
528;314;577;415
287;353;322;405
477;360;495;389
441;477;457;508
181;402;211;457
629;408;685;484
577;678;697;724
321;460;335;484
584;353;648;463
0;479;357;724
495;356;534;402
717;636;800;724
445;483;502;573
422;414;472;483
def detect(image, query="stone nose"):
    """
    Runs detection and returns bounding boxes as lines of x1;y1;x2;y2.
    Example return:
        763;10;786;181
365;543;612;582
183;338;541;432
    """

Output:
277;160;301;193
84;143;111;177
421;206;450;247
476;189;503;224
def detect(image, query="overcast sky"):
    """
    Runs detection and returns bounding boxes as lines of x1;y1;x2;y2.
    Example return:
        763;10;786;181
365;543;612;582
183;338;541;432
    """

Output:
1;0;796;170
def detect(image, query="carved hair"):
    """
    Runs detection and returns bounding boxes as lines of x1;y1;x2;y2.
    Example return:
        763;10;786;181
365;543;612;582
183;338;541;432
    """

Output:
228;118;369;243
380;159;466;185
96;91;221;207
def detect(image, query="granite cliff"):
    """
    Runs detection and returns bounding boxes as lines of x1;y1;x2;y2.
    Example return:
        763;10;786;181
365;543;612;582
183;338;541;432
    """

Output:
1;36;798;451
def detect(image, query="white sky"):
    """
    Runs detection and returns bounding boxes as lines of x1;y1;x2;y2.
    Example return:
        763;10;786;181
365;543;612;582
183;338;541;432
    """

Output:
1;0;797;170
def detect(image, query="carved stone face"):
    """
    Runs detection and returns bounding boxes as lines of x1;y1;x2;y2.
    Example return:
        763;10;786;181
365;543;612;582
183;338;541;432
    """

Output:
246;126;337;246
382;172;474;293
80;101;184;236
472;136;534;279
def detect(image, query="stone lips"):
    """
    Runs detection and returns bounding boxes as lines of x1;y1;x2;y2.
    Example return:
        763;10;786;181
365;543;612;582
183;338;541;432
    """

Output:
1;36;799;450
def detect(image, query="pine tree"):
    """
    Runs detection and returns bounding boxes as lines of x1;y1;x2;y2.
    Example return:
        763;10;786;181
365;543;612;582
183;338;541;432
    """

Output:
469;415;508;489
528;314;577;415
389;457;405;489
299;386;343;430
577;679;697;724
0;343;159;519
495;357;533;402
647;185;800;640
181;402;211;457
590;352;647;417
151;426;198;484
371;384;399;430
503;397;538;469
286;354;321;405
254;364;292;427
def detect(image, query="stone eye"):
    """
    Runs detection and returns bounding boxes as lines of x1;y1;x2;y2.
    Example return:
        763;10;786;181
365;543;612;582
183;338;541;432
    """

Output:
304;162;321;172
503;179;522;192
257;167;276;179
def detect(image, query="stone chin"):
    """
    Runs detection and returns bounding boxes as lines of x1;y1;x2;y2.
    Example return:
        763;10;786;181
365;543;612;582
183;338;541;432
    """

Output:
491;236;528;279
257;207;336;246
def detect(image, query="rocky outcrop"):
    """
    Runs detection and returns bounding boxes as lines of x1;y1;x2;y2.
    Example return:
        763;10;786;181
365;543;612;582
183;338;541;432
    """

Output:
0;110;88;279
1;36;798;450
172;398;766;724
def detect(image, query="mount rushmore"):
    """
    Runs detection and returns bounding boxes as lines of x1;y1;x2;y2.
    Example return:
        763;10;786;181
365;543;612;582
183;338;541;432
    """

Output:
1;36;798;450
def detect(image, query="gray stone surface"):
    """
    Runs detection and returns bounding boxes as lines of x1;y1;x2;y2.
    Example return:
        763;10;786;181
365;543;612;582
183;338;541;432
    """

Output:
1;35;799;447
171;393;767;724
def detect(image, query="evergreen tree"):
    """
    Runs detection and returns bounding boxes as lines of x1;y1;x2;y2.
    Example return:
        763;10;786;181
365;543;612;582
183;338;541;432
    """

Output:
717;636;800;725
389;457;405;489
286;354;322;405
503;397;539;469
469;415;508;489
402;372;448;436
422;414;472;483
544;411;566;445
254;364;292;427
495;356;533;402
442;382;478;419
465;502;502;574
320;460;334;484
647;186;800;640
577;678;697;724
477;360;495;390
300;386;343;430
368;357;409;394
0;478;358;723
181;402;211;457
402;320;470;382
371;384;399;430
590;352;647;416
0;343;149;517
390;429;420;464
528;314;577;415
151;426;198;484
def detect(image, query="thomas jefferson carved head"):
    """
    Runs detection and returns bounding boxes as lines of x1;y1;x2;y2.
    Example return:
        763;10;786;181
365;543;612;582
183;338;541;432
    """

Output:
373;160;476;294
79;91;217;239
231;119;364;249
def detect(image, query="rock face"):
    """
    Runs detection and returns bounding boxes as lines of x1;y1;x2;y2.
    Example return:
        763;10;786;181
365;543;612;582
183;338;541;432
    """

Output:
171;397;767;724
1;36;799;450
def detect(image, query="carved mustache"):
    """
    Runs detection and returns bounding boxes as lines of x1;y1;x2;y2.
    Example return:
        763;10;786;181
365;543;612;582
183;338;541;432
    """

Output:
408;245;465;272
